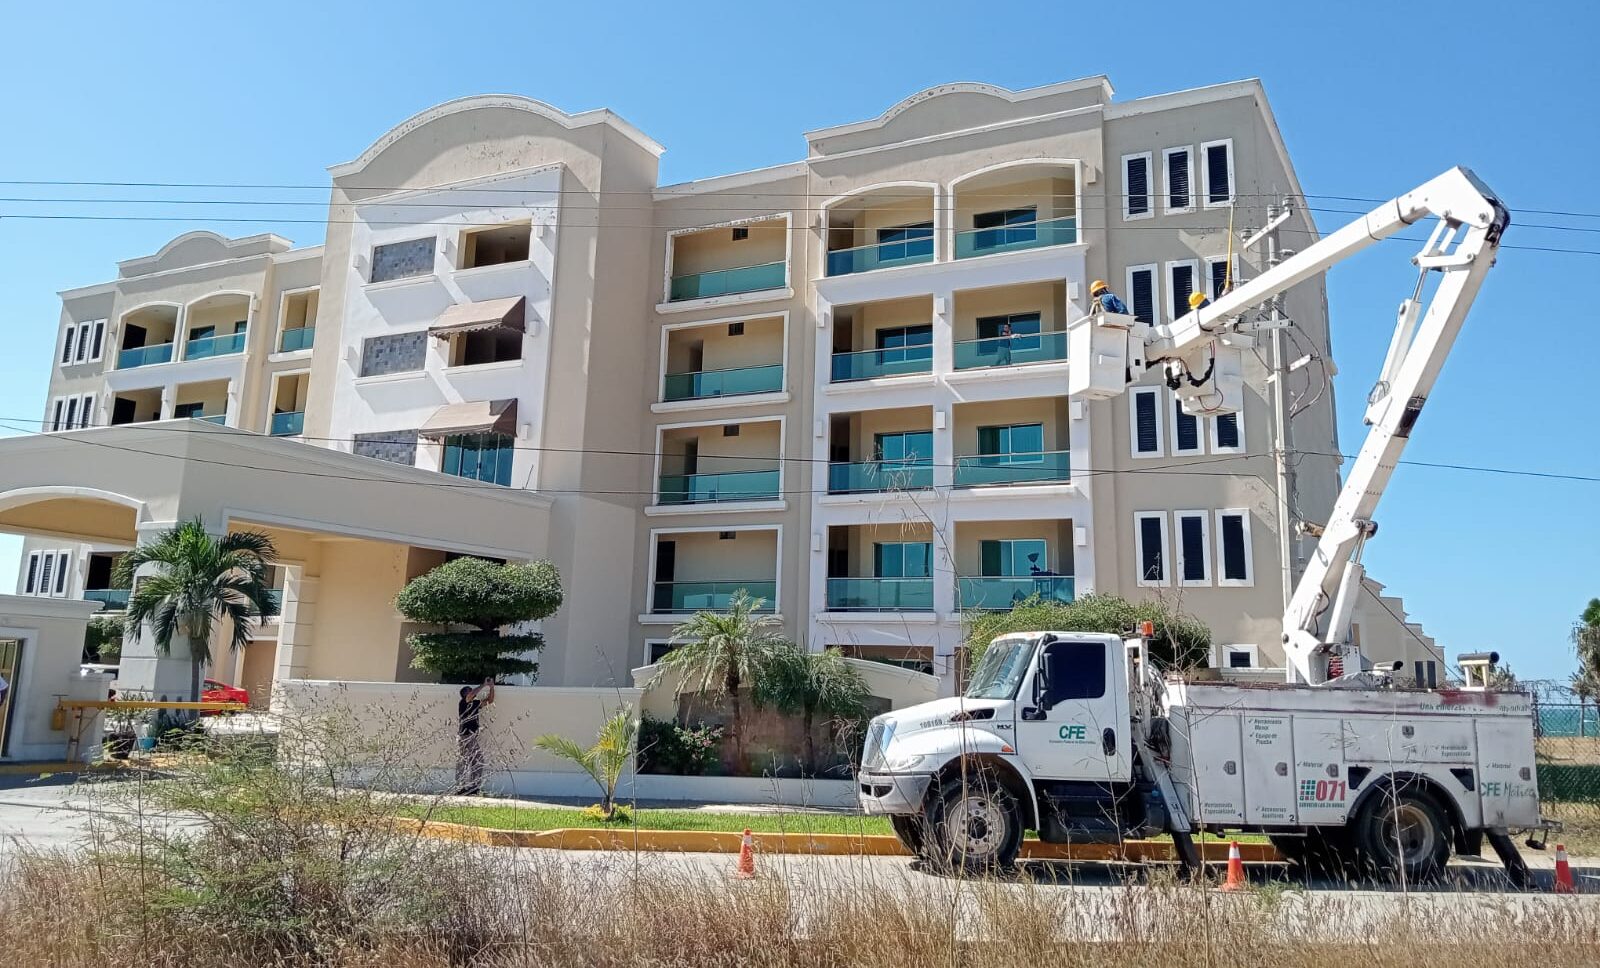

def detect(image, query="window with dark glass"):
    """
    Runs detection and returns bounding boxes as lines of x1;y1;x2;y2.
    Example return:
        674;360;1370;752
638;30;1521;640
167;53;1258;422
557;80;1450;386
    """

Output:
441;432;515;487
876;221;934;263
971;206;1038;251
977;422;1045;463
370;237;436;283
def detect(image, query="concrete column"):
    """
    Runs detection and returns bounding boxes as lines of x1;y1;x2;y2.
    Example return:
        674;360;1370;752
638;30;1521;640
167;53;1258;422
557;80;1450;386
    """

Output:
273;568;319;691
224;378;240;428
159;385;176;421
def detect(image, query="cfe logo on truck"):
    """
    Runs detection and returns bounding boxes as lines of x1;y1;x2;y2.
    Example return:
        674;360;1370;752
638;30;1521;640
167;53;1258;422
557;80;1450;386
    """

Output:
1057;724;1089;743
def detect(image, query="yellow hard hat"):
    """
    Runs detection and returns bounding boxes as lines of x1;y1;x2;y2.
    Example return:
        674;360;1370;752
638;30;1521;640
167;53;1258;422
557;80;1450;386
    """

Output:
1089;279;1109;295
1188;292;1207;309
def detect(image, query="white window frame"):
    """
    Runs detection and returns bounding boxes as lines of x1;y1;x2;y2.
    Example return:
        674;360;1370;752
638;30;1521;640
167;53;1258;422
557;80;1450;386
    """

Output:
48;397;65;432
73;393;95;429
25;549;71;597
1174;510;1212;587
1209;405;1245;455
1165;259;1201;323
1121;152;1154;221
59;326;75;365
1133;511;1170;587
1125;263;1158;326
90;319;107;362
1162;145;1195;215
1214;508;1255;587
1128;386;1164;459
1205;254;1238;299
1200;138;1236;209
1170;391;1205;457
1215;643;1260;669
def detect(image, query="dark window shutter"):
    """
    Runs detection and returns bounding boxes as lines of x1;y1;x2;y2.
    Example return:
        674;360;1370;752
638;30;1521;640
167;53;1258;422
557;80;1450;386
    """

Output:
1215;412;1240;450
54;552;69;594
51;399;65;432
1170;265;1194;320
65;398;78;430
1130;269;1155;324
1138;517;1165;582
1134;392;1159;453
1179;515;1206;582
1168;150;1191;209
91;321;105;359
1206;144;1232;204
1221;514;1248;580
1126;157;1149;216
1174;399;1199;452
61;330;74;364
1210;259;1231;298
24;553;39;594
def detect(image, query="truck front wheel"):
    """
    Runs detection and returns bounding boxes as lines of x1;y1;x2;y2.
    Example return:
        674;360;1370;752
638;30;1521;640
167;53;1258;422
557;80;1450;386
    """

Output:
927;769;1022;874
1351;788;1450;882
890;815;927;856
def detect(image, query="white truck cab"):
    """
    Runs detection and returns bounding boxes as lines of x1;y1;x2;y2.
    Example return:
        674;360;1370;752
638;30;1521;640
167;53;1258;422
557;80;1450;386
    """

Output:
858;631;1546;882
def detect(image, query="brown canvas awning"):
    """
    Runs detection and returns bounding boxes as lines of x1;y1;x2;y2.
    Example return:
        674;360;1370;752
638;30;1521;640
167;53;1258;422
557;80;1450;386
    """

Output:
419;399;518;438
429;296;525;337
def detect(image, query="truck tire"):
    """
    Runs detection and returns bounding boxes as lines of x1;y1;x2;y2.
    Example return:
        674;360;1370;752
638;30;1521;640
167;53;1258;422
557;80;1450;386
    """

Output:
890;814;928;856
1350;787;1451;882
926;769;1023;875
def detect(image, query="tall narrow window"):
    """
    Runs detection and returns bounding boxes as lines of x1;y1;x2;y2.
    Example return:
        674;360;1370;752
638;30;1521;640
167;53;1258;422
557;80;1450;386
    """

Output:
1172;396;1203;456
1167;260;1199;322
50;399;65;432
60;327;75;364
64;398;79;431
90;320;106;361
1216;509;1254;586
1207;256;1234;299
1134;512;1168;586
1211;409;1244;454
1202;139;1234;208
1127;264;1157;325
1175;510;1211;586
1163;146;1194;214
53;551;70;596
1123;153;1153;219
24;552;41;594
1130;387;1163;458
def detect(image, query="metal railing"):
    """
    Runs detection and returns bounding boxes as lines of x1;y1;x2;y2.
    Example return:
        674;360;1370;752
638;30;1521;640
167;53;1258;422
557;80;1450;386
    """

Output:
668;261;786;301
662;363;783;401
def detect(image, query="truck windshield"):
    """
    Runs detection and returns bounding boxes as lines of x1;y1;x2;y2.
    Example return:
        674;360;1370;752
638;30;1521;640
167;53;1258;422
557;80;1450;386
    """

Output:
964;639;1037;700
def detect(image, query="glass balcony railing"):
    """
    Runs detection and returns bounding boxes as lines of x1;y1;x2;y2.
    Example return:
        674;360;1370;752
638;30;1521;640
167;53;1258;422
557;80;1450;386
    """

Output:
668;261;786;301
825;237;935;277
658;468;780;505
953;451;1070;487
953;331;1068;369
958;576;1075;610
82;589;130;611
266;589;283;615
117;343;174;369
830;345;933;382
184;331;248;360
955;216;1078;259
270;411;305;436
196;414;227;425
825;577;934;612
827;459;933;494
651;580;778;613
662;363;783;401
279;326;315;353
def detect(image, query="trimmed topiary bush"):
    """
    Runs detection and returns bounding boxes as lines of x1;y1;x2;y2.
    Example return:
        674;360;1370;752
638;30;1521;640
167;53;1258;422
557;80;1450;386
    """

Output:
395;557;563;682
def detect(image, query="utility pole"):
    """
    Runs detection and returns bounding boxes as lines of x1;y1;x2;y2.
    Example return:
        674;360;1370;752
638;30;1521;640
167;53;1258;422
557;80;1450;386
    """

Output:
1245;200;1298;610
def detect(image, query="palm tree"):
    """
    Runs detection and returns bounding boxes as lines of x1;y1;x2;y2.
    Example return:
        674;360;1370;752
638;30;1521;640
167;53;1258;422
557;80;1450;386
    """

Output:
656;591;787;772
753;645;872;777
1572;599;1600;734
534;706;638;820
115;519;280;705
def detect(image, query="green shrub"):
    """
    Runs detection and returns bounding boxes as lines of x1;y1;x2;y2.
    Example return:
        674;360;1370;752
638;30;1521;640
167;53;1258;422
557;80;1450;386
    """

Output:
395;557;563;682
83;613;126;663
964;593;1211;669
636;714;724;776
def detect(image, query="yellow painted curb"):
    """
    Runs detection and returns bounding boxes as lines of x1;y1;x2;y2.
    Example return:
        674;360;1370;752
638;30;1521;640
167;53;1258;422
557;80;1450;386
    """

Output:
393;817;1279;862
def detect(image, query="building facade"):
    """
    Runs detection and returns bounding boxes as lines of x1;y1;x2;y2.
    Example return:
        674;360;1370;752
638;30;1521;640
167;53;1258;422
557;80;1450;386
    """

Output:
13;76;1445;702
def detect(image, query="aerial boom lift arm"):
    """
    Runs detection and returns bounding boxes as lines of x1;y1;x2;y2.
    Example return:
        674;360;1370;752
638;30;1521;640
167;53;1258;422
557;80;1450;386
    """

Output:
1069;167;1509;684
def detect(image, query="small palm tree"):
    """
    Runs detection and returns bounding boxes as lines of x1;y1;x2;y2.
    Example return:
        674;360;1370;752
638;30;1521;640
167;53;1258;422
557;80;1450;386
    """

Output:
115;519;280;705
753;645;872;776
534;706;638;820
656;591;787;772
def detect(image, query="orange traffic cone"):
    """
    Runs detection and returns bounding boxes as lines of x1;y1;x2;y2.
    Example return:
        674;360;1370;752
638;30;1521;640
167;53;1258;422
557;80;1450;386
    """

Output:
733;828;757;880
1555;844;1575;894
1219;840;1247;891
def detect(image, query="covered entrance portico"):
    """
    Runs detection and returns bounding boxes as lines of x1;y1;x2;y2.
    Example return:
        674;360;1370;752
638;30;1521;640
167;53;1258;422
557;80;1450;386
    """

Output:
0;421;553;703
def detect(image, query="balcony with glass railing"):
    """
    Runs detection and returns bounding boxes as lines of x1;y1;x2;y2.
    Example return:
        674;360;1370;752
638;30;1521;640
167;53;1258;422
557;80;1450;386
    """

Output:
270;411;305;436
279;326;315;353
953;451;1070;487
825;577;934;612
666;218;789;303
663;363;784;402
118;343;174;369
669;262;786;301
955;216;1077;259
825;235;934;277
958;575;1075;610
830;345;932;382
953;330;1067;369
823;189;936;277
827;459;933;494
651;580;777;613
82;588;131;611
658;467;780;505
184;330;248;360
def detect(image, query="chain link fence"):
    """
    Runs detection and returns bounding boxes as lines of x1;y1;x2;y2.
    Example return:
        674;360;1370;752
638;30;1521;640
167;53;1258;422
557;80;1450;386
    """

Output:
1528;681;1600;846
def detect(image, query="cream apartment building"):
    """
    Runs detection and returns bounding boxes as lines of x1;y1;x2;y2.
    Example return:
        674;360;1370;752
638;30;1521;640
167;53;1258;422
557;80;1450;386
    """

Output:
9;76;1446;707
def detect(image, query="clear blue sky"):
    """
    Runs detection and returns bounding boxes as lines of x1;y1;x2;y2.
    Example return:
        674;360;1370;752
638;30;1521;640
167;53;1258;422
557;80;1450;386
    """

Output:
0;1;1594;679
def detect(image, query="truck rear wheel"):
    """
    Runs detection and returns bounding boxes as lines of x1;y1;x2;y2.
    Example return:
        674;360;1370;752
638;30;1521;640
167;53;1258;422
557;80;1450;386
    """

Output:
927;769;1022;874
1351;787;1450;882
1269;829;1354;878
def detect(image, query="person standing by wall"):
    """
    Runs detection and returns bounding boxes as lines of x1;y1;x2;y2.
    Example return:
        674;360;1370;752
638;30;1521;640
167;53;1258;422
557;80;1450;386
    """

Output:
456;678;494;795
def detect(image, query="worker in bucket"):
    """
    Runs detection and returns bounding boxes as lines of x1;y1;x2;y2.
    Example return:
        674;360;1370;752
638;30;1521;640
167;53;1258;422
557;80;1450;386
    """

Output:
1187;291;1210;315
1089;279;1129;315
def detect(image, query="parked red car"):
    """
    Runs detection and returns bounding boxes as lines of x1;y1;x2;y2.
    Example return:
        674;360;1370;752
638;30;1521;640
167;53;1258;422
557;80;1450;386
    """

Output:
201;678;249;709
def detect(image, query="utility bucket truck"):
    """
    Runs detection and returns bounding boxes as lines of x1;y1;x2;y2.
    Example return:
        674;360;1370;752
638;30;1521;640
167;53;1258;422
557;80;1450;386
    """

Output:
857;168;1552;883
